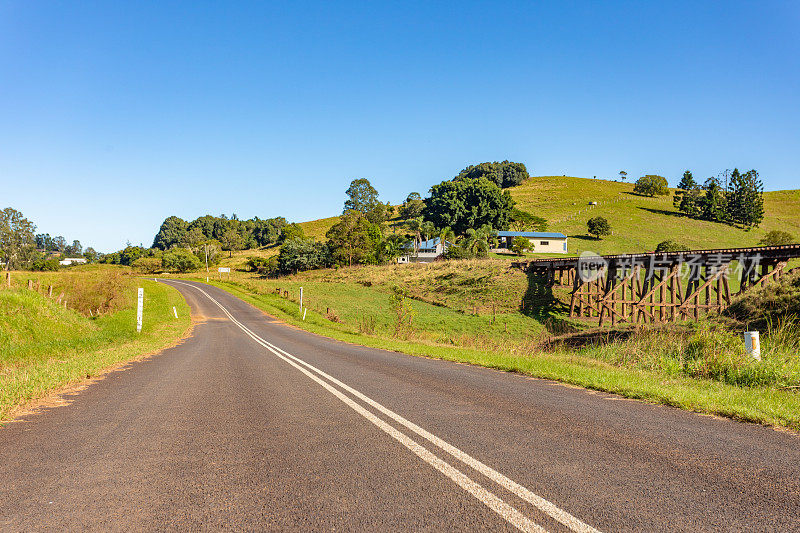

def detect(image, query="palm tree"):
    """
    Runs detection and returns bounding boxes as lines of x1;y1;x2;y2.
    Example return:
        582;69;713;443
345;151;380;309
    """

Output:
421;221;436;243
405;217;423;252
438;226;456;254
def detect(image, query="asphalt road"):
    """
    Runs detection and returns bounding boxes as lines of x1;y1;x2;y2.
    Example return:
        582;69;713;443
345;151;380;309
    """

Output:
1;279;799;532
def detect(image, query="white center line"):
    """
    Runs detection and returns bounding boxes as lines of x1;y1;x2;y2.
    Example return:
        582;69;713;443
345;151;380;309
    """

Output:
164;280;602;533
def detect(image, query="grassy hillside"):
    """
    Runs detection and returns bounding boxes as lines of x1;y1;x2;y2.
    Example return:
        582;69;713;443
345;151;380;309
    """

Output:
278;176;800;257
510;176;800;255
0;269;191;422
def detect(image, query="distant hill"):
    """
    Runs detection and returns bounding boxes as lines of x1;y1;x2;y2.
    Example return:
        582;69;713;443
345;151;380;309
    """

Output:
292;176;800;256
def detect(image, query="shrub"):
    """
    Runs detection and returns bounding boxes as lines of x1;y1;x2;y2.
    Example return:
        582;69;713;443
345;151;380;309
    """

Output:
511;236;532;256
31;258;60;271
758;230;796;246
162;248;202;273
655;240;689;253
132;256;163;274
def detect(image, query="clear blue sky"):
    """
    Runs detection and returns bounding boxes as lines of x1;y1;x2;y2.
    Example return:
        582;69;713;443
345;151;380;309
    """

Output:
2;1;798;252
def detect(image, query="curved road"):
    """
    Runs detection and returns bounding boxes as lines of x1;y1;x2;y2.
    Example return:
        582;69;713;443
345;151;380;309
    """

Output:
1;279;798;531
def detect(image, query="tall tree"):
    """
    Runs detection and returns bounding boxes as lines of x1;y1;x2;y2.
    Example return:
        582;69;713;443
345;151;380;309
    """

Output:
726;169;764;228
454;161;529;188
343;178;380;215
326;210;381;266
153;216;189;250
0;207;37;269
423;177;514;235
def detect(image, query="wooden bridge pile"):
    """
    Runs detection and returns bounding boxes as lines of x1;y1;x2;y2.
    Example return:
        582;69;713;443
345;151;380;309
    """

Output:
512;244;800;326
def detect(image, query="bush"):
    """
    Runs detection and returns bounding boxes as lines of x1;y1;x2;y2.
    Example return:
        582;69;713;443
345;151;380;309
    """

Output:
132;256;163;274
31;258;60;271
162;248;202;273
724;271;800;329
246;256;278;276
277;238;330;274
634;175;670;197
655;240;689;253
511;236;532;256
759;230;796;246
443;244;472;260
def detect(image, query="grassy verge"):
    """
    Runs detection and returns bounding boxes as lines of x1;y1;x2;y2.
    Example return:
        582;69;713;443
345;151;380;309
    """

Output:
201;279;800;431
0;275;191;423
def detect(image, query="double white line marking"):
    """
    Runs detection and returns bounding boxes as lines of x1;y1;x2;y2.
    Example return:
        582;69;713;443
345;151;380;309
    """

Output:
165;280;601;533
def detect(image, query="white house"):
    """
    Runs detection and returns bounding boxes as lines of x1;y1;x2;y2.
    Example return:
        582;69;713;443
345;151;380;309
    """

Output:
59;257;88;266
398;237;452;263
496;231;568;254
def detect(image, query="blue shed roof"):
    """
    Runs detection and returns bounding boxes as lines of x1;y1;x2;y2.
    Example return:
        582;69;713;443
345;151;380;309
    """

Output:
497;231;567;239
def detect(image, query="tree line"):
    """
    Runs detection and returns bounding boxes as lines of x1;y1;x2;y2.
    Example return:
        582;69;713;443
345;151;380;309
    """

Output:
672;169;764;228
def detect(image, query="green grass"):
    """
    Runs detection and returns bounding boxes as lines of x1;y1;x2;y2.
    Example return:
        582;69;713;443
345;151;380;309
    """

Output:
192;268;545;346
0;274;191;423
195;279;800;431
509;176;800;255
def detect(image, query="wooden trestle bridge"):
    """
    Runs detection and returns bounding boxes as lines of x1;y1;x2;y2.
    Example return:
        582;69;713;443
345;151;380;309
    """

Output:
512;244;800;326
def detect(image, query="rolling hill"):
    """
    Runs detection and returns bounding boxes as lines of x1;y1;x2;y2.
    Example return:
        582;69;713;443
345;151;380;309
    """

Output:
296;176;800;256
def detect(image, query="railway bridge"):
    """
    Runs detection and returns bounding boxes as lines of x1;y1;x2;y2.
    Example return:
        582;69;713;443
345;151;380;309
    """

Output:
512;244;800;326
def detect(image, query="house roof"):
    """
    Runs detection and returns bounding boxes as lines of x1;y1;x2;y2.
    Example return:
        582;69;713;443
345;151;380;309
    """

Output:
404;237;453;250
497;231;567;239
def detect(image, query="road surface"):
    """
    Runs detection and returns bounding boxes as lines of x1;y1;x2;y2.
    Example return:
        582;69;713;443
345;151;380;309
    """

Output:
1;279;798;531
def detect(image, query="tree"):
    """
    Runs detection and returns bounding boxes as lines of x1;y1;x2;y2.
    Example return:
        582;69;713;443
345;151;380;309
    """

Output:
83;247;98;262
277;238;330;274
511;236;533;256
696;177;727;222
461;224;496;258
726;169;764;228
162;248;202;273
65;240;82;256
404;217;423;252
343;178;380;215
454;161;530;188
0;207;37;270
400;192;425;220
326;210;382;266
677;170;697;191
758;230;796;246
655;240;689;253
219;227;244;257
437;226;456;248
619;170;627;182
378;234;410;264
587;216;611;239
633;175;670;197
152;216;188;250
52;235;67;252
279;223;305;243
366;201;392;224
509;208;547;231
423;177;514;235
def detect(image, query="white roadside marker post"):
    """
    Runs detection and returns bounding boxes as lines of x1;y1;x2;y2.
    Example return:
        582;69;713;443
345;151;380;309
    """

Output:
136;287;144;333
299;286;303;311
303;308;307;321
744;331;761;361
173;306;178;319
